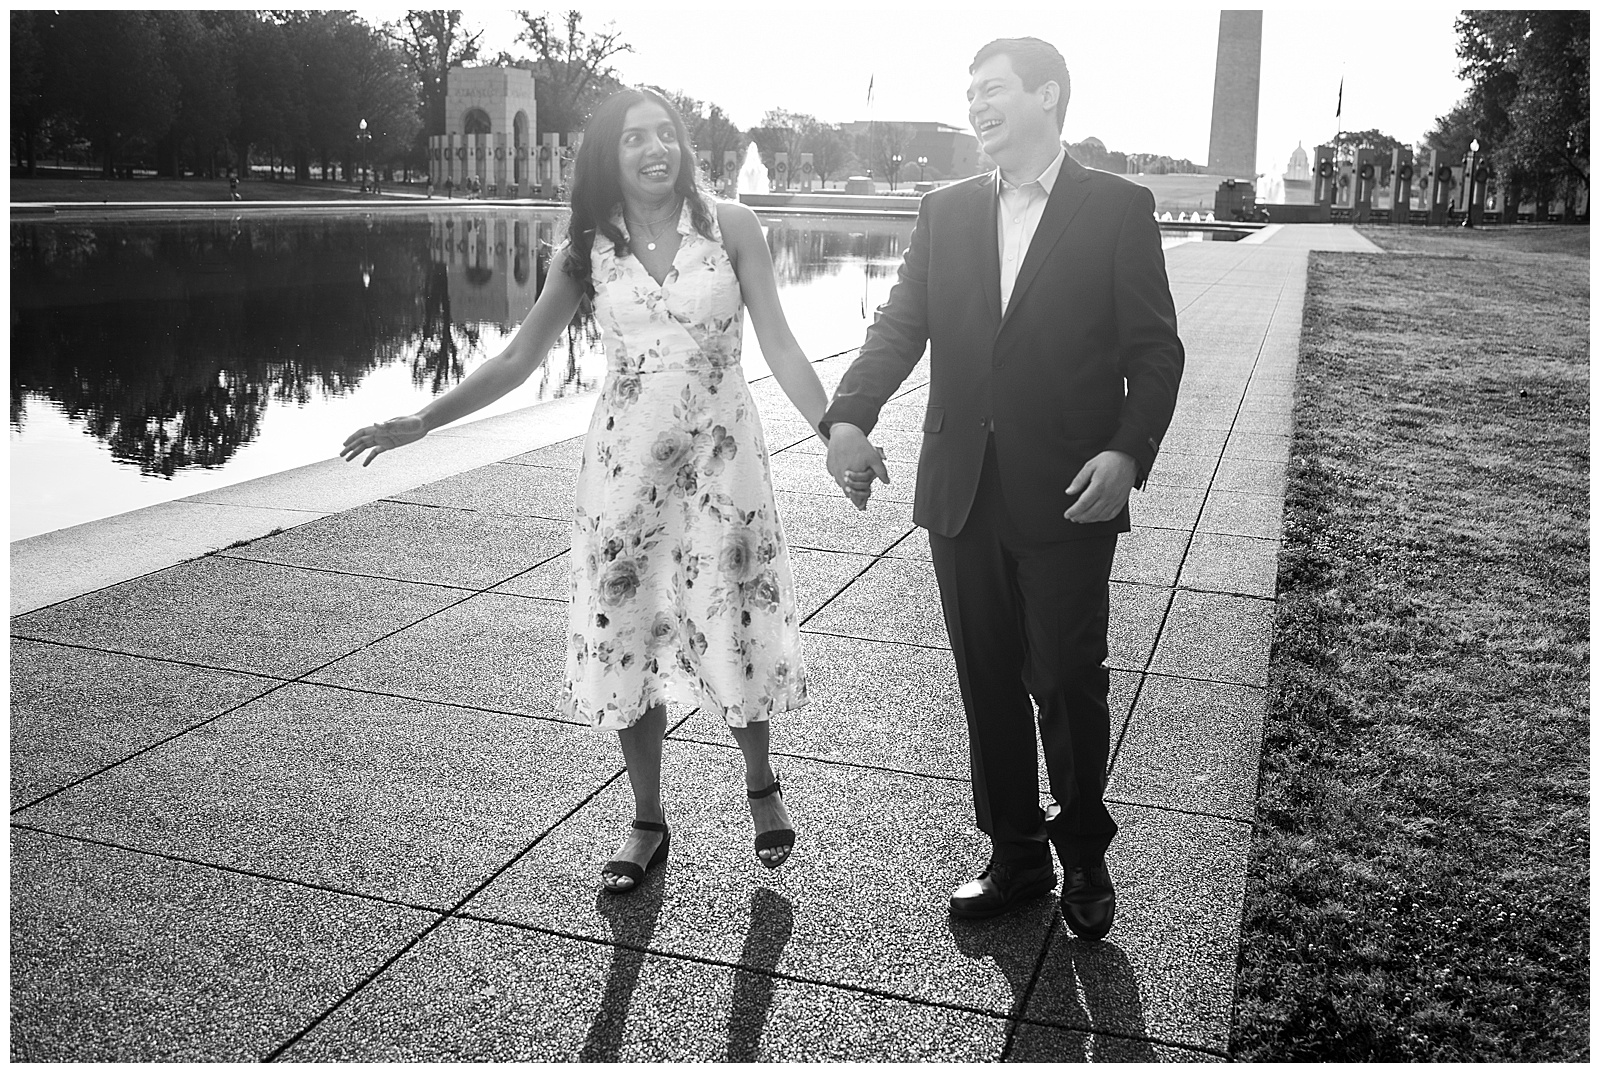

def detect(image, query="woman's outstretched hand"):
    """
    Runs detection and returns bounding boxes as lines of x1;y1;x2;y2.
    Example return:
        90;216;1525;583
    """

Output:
341;415;427;466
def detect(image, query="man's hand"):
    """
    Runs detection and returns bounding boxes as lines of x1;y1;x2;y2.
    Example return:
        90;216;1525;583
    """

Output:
1064;450;1138;524
825;422;890;511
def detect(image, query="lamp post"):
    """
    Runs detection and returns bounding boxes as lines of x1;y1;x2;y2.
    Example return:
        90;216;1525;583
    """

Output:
890;152;902;191
1462;138;1479;228
917;154;928;183
357;119;372;192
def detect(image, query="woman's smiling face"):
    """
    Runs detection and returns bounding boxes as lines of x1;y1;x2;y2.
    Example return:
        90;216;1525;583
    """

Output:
618;99;681;203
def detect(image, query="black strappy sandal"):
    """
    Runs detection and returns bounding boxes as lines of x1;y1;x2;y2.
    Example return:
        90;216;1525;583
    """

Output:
599;819;670;893
748;776;796;869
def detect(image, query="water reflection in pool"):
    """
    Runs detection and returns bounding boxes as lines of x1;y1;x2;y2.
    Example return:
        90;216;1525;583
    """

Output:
9;208;916;539
12;208;1198;540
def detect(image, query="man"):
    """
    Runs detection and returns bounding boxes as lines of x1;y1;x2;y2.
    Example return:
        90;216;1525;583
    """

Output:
822;37;1183;939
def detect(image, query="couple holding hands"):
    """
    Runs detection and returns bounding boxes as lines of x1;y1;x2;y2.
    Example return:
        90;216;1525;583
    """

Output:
342;36;1184;941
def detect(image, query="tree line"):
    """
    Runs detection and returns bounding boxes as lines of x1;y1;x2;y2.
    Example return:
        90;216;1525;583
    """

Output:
6;8;905;187
1428;11;1588;218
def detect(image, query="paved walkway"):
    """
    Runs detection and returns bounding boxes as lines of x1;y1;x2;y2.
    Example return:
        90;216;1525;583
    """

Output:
10;225;1380;1061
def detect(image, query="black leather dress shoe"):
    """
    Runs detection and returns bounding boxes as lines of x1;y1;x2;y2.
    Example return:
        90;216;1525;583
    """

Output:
949;856;1057;919
1061;858;1116;940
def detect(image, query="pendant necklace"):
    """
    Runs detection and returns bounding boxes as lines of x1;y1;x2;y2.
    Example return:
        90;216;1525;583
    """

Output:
628;201;681;251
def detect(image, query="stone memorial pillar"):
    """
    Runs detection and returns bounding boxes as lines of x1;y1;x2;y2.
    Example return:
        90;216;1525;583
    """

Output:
1351;147;1381;223
721;150;738;195
1313;145;1337;208
1425;150;1454;226
774;152;788;191
1389;148;1415;224
800;152;814;192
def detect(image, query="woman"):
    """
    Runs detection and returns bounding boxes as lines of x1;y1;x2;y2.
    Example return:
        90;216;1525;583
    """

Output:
342;88;843;894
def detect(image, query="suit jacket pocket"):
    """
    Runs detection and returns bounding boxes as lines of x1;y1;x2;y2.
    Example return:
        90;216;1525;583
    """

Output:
923;406;944;433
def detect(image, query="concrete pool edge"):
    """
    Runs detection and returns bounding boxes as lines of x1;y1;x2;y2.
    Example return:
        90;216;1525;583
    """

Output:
9;393;599;617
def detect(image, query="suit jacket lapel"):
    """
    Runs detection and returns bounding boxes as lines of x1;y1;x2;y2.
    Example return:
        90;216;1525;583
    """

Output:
972;174;1001;327
999;153;1093;332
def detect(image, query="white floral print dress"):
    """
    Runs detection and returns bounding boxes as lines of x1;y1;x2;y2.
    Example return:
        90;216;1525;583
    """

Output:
560;202;809;731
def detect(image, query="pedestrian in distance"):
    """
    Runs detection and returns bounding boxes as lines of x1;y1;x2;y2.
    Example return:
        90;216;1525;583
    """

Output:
824;36;1185;940
341;87;833;894
444;176;454;199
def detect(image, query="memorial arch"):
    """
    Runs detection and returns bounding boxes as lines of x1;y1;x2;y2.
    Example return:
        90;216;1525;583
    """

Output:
428;67;536;196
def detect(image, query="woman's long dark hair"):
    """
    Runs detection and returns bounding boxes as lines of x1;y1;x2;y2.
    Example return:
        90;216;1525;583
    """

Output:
562;87;716;300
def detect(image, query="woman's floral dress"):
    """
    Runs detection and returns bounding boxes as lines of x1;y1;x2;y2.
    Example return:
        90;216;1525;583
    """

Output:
560;202;808;731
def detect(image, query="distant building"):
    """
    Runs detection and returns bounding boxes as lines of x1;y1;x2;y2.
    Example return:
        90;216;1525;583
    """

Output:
839;121;980;180
428;66;536;195
1281;142;1313;204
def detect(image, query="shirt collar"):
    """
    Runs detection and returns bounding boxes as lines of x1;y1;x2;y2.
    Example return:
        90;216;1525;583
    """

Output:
997;146;1067;197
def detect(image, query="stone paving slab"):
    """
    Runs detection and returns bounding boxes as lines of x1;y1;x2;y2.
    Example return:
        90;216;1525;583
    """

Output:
503;436;586;470
286;915;1021;1062
8;827;437;1062
15;683;621;907
1146;451;1218;491
11;556;465;680
1212;457;1288;498
1197;489;1288;542
463;745;1054;1016
1020;803;1251;1056
1133;485;1208;532
9;640;278;810
1149;591;1276;688
388;462;576;521
672;632;967;778
306;593;575;722
766;448;918;504
1222;431;1292;463
771;489;917;556
1008;1018;1220;1062
218;499;571;591
1113;526;1191;588
1179;532;1282;598
1108;674;1270;820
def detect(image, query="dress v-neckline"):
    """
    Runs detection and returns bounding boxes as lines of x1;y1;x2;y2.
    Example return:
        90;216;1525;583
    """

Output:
633;236;682;290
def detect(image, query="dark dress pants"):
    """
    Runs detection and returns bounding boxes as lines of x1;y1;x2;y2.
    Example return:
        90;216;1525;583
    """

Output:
928;437;1119;870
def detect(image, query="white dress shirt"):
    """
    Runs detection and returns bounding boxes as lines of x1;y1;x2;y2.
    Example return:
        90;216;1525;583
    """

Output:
996;147;1066;315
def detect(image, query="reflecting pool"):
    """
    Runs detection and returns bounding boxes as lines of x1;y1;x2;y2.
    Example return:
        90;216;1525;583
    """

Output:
11;206;1199;540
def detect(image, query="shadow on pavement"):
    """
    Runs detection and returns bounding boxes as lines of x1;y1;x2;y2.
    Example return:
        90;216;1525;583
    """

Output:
947;911;1049;1018
577;872;669;1061
1012;938;1157;1060
724;887;796;1060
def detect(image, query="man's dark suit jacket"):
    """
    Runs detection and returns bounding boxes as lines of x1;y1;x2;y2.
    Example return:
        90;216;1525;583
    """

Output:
820;152;1185;542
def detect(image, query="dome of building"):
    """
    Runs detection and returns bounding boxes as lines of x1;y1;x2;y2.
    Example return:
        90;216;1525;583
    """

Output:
1286;142;1310;181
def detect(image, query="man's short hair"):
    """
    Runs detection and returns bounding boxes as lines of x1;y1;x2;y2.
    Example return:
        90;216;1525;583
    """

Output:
970;37;1071;132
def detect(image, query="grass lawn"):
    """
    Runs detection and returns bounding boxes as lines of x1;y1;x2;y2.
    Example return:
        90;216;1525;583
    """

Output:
1231;225;1589;1060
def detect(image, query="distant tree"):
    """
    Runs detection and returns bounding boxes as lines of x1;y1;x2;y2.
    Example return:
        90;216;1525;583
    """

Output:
1444;10;1589;219
1328;129;1406;158
855;121;911;184
229;15;300;178
803;123;850;186
10;11;51;175
512;9;632;135
55;11;179;176
382;9;483;162
153;11;238;178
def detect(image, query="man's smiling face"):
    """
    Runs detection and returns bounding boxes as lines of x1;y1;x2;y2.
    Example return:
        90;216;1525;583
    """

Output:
966;53;1060;168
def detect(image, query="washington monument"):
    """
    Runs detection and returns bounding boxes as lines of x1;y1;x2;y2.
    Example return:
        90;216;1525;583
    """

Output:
1206;10;1264;180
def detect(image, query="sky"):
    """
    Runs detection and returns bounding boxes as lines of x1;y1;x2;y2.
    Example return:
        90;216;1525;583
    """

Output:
362;3;1475;181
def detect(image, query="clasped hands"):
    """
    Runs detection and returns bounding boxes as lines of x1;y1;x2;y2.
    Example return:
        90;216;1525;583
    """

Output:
825;422;1138;523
